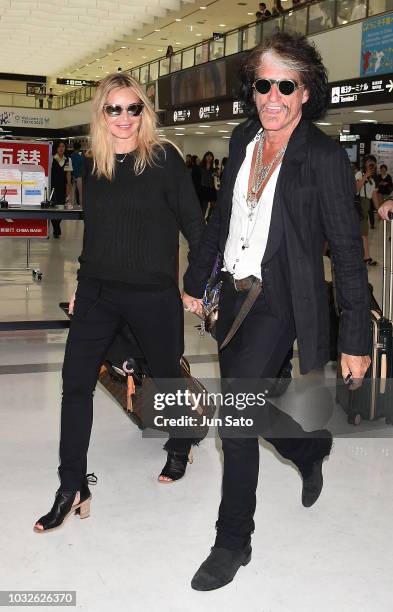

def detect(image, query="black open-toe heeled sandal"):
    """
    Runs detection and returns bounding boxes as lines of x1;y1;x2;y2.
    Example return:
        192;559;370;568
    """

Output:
158;450;193;483
33;473;97;533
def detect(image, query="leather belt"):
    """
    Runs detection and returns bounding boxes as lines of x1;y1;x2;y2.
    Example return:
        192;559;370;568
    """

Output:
223;272;262;292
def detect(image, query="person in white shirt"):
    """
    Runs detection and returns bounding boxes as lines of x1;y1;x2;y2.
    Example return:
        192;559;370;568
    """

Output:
355;155;380;265
183;31;371;591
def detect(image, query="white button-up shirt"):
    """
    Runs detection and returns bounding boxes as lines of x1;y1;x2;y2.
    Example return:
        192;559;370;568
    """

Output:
223;132;282;280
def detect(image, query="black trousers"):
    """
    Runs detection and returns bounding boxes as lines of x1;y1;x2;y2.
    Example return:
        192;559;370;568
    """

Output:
58;277;194;490
214;278;327;550
51;219;61;237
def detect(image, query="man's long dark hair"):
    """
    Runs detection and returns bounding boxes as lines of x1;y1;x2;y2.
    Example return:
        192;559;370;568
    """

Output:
239;31;330;121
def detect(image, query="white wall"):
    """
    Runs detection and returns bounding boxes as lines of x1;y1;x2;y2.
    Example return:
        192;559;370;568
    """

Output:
0;101;92;130
309;22;363;82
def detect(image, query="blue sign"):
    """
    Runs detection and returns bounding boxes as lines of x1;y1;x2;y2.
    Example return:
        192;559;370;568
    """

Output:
361;13;393;77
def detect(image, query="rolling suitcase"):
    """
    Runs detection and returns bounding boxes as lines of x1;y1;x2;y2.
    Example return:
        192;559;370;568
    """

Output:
336;219;393;425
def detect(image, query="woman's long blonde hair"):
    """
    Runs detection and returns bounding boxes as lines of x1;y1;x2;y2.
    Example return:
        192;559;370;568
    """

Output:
90;73;170;180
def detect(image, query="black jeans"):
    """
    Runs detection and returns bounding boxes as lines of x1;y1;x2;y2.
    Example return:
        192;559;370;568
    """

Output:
58;277;194;490
214;279;329;550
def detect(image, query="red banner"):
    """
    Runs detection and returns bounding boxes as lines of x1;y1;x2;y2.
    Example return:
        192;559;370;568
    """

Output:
0;141;50;177
0;219;48;238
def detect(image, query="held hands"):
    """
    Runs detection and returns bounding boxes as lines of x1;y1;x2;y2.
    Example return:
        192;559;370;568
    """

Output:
182;292;203;317
68;289;77;315
341;353;371;390
378;199;393;220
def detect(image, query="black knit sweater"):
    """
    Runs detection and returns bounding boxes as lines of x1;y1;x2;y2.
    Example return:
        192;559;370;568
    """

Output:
78;144;204;287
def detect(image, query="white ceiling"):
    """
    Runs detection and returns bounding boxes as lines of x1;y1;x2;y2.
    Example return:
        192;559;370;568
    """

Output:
53;0;271;91
0;0;288;92
0;0;198;78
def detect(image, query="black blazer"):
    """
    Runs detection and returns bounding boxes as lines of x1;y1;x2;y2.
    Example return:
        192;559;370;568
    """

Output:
184;118;370;374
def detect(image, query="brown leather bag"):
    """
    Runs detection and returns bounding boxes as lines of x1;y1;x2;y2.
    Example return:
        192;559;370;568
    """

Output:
99;356;215;439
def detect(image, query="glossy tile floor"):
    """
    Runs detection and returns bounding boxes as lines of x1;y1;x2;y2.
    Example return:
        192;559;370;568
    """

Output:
0;219;392;612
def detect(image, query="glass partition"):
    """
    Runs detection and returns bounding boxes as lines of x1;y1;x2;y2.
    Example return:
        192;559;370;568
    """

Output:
225;31;240;56
195;42;209;65
170;53;182;73
261;16;282;43
241;24;259;50
209;39;225;60
369;0;393;15
337;0;366;24
140;64;149;84
149;61;159;81
159;58;170;76
284;6;308;35
182;47;195;69
308;0;335;34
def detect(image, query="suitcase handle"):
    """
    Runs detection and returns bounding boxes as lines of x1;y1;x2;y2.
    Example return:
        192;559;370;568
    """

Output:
380;353;387;395
382;219;393;320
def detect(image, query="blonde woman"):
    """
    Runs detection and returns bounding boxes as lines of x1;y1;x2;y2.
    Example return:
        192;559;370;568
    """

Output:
34;73;204;532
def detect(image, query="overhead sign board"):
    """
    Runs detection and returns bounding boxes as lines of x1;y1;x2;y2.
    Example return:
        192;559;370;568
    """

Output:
56;78;96;87
167;99;246;126
329;72;393;108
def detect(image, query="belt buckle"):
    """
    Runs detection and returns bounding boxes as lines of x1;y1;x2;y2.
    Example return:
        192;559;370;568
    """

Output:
233;277;240;292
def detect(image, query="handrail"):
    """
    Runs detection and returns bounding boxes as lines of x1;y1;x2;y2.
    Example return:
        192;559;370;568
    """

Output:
0;0;390;112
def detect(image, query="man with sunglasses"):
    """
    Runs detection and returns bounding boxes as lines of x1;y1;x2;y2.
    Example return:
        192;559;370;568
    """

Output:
183;32;372;590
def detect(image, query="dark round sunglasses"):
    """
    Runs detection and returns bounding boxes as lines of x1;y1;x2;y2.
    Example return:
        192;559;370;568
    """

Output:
103;103;144;117
253;78;305;96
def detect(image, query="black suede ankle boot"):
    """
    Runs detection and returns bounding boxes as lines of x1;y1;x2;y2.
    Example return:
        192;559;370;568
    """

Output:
298;430;333;508
191;544;252;591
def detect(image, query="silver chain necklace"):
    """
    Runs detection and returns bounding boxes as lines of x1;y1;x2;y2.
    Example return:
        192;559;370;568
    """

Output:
247;131;287;209
242;131;287;250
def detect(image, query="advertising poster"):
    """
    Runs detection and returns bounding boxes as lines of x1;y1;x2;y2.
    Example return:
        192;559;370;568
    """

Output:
0;165;22;206
0;140;51;205
361;13;393;76
21;165;46;206
370;138;393;176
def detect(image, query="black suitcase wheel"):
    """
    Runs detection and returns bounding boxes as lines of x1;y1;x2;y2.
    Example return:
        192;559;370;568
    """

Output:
347;413;362;425
385;417;393;426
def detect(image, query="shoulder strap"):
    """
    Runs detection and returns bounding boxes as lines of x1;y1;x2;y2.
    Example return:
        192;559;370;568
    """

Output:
219;279;262;351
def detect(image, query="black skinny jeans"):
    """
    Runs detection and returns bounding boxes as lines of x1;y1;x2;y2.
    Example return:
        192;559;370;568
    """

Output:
214;279;330;550
58;277;194;491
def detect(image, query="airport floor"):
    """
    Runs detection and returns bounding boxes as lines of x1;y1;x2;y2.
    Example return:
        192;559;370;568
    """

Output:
0;218;392;612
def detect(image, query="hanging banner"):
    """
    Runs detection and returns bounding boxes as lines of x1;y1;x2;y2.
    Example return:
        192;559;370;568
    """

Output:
361;13;393;76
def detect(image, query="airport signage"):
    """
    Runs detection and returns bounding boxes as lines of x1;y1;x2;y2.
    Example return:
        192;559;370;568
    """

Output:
329;73;393;108
167;99;247;126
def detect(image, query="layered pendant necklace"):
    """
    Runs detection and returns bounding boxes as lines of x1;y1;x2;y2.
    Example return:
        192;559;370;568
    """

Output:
242;131;287;250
